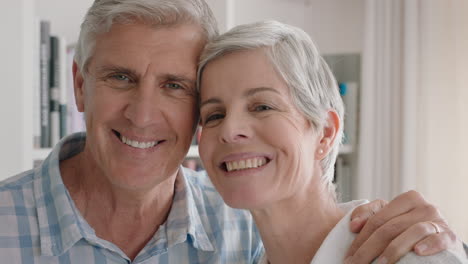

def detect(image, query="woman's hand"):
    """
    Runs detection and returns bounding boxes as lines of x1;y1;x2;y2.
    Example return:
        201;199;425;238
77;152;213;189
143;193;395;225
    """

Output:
345;190;466;264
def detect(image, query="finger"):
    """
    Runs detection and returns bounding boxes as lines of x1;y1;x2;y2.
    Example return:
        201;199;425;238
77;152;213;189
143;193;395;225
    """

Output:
346;191;431;258
349;199;388;233
414;232;452;256
377;221;438;264
413;220;463;257
346;205;438;263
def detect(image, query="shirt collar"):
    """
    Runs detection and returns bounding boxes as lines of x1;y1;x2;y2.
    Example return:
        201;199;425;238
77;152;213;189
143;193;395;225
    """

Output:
34;132;87;256
144;167;215;253
34;132;214;258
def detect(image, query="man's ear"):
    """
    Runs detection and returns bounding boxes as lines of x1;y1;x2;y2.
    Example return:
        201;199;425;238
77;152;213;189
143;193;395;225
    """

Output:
315;110;341;160
72;61;85;113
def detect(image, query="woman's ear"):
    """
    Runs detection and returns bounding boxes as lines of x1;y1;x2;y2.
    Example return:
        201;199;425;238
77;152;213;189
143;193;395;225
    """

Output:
315;110;341;160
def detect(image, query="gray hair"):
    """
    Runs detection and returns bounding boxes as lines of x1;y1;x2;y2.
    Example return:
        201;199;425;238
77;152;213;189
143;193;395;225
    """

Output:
75;0;218;73
198;20;344;196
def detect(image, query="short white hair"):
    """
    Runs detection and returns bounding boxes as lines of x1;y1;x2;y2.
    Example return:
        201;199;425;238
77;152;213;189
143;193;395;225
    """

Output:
198;20;344;195
75;0;218;74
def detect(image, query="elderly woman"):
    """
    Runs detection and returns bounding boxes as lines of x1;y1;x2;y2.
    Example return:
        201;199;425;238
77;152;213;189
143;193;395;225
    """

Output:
196;20;466;263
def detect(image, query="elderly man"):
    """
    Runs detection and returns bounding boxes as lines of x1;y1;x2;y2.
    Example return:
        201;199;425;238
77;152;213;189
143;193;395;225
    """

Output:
0;0;465;263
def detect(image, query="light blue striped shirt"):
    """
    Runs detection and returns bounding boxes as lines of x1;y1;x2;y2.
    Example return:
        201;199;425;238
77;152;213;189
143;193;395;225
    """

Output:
0;133;264;263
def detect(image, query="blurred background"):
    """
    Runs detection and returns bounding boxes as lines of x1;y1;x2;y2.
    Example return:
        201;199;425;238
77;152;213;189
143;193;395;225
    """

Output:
1;0;467;241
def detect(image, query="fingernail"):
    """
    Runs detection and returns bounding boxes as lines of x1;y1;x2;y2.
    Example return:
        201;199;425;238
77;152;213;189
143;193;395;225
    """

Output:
416;243;428;253
350;217;362;230
350;217;361;228
377;256;388;264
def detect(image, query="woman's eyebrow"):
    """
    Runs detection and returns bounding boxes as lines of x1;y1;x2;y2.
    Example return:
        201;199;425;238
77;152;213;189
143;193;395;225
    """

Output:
200;98;222;109
244;86;280;97
200;87;280;109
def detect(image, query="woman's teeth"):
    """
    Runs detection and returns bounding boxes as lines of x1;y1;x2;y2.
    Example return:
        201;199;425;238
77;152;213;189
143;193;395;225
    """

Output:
225;157;267;172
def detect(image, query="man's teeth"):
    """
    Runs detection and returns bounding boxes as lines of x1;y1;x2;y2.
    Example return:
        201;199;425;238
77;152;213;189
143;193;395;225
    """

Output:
225;157;267;172
121;135;158;149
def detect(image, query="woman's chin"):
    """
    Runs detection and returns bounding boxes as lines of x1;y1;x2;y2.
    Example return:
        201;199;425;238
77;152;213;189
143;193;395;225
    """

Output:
221;191;271;210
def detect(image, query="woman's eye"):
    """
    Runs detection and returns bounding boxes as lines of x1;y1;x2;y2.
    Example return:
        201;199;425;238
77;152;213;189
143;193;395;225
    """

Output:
254;105;273;111
204;113;224;124
164;83;184;90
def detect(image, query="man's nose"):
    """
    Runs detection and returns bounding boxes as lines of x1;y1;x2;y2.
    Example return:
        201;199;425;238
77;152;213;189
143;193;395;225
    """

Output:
124;82;162;128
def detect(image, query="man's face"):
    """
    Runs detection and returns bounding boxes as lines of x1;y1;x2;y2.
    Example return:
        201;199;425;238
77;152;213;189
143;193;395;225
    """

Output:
73;23;205;191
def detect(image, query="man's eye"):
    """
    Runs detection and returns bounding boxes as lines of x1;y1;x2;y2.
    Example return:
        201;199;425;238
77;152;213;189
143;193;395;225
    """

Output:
106;74;133;89
112;74;130;81
164;83;184;90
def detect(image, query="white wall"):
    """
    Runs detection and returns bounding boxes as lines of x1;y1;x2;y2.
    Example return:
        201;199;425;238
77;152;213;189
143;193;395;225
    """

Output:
219;0;365;54
205;0;229;32
0;0;34;177
303;0;364;54
229;0;307;29
1;1;23;176
36;0;94;44
35;0;365;52
415;1;468;240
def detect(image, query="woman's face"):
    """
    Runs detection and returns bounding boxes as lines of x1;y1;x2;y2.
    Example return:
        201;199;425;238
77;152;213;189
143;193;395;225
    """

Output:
199;49;322;209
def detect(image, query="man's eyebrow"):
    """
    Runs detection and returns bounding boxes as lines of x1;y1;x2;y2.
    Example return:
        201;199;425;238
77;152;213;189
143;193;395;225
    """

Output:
96;65;137;76
95;66;196;86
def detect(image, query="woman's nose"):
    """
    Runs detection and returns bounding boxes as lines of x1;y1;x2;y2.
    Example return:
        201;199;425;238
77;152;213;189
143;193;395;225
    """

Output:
219;112;252;144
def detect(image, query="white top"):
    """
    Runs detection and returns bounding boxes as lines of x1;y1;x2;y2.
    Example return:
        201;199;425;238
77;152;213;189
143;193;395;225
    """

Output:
258;200;467;264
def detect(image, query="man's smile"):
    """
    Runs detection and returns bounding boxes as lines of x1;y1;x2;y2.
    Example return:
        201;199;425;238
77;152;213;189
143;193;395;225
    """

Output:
112;129;165;149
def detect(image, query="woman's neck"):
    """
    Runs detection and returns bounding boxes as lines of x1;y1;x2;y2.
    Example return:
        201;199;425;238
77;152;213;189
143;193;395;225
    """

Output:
250;179;344;264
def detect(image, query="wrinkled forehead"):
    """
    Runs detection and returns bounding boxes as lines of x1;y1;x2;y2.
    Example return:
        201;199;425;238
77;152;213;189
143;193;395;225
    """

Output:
81;14;207;68
101;12;201;34
85;21;207;72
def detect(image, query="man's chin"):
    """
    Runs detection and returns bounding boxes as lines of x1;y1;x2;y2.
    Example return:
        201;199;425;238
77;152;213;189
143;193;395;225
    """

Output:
108;175;163;192
107;165;177;190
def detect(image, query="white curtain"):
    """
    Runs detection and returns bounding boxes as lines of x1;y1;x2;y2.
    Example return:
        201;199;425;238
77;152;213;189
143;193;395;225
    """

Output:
357;0;468;240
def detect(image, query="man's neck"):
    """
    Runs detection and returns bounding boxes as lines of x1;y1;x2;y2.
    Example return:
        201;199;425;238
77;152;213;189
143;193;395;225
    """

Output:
60;152;177;260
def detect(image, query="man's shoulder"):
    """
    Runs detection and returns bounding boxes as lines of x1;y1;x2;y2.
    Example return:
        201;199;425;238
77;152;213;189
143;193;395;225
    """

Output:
0;169;36;193
0;169;38;231
393;251;467;264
